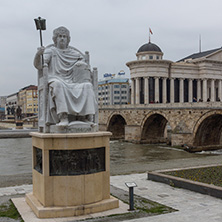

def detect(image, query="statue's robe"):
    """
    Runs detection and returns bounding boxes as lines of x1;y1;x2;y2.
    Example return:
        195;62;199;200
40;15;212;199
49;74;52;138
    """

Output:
43;46;96;124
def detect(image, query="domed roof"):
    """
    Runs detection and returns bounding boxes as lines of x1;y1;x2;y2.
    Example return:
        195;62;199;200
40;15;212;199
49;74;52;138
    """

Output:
137;42;162;53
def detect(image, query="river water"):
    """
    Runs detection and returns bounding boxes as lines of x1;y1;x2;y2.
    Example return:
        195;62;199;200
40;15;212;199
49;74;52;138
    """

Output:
1;138;222;176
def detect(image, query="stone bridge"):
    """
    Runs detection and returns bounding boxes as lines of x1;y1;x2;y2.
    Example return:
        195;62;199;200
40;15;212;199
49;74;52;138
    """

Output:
99;102;222;148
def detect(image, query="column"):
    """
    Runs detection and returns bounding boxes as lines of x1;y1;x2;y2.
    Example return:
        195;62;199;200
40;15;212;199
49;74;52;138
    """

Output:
131;78;135;104
179;78;184;103
197;79;201;101
211;79;215;102
218;80;222;101
135;78;140;104
144;77;149;104
188;79;193;102
170;78;174;103
203;79;207;102
162;78;167;103
154;77;159;103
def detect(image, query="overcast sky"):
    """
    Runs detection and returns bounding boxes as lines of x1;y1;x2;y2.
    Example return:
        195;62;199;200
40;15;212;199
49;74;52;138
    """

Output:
1;0;222;96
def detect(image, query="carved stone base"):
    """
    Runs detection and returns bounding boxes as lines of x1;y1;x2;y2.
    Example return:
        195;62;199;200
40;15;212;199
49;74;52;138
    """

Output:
6;115;15;121
26;131;118;218
50;121;97;133
26;193;119;218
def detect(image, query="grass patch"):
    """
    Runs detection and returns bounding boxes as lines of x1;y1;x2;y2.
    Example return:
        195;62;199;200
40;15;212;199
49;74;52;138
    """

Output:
137;205;168;214
134;197;174;215
163;165;222;187
0;200;23;222
81;186;176;221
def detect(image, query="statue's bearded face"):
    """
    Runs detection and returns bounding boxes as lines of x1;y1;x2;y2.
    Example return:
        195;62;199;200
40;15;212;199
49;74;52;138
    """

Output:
56;34;68;49
52;27;70;48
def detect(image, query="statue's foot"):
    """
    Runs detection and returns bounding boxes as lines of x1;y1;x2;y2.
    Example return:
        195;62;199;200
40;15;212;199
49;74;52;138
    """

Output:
57;112;69;126
57;119;69;126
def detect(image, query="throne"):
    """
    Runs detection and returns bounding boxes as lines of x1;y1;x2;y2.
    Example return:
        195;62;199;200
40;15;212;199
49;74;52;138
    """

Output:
37;45;98;133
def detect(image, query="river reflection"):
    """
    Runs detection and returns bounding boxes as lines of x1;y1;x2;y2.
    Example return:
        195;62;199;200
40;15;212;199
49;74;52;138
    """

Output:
110;141;213;163
0;138;220;176
0;138;32;175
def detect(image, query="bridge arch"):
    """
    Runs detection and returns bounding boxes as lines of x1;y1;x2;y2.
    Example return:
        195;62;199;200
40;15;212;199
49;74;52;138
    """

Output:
107;113;127;139
141;111;170;143
193;111;222;146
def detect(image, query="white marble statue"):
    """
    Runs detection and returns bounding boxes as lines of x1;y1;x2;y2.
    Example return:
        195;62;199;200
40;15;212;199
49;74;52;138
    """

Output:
34;26;97;128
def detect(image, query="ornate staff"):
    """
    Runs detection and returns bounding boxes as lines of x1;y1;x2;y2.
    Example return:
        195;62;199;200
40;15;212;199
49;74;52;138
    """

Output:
34;16;46;47
34;17;46;66
34;17;49;132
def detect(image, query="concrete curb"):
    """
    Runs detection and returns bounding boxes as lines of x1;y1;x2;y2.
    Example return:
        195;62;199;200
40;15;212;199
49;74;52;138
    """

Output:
0;129;38;138
0;132;32;138
147;165;222;199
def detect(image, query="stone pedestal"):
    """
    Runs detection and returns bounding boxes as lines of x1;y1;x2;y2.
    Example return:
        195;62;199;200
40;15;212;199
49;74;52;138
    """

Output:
6;115;15;121
15;120;23;129
26;131;119;218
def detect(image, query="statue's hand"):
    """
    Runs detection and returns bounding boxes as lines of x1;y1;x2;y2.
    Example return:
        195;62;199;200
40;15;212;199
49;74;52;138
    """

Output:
37;46;45;56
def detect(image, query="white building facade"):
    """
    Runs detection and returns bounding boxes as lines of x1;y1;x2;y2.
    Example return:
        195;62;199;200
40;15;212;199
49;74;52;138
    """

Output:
98;78;130;105
127;41;222;104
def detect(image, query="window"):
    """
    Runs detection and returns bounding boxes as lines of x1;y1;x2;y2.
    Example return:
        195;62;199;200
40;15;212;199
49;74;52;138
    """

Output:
114;96;120;100
156;56;159;59
114;91;120;94
121;85;127;88
149;55;153;59
114;85;120;88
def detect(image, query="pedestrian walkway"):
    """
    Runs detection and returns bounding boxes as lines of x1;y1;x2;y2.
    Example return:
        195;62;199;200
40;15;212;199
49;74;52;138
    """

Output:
2;173;222;221
0;184;32;197
111;173;222;222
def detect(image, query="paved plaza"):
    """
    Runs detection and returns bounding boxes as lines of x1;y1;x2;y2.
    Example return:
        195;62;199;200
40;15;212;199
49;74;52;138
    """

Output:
1;173;222;221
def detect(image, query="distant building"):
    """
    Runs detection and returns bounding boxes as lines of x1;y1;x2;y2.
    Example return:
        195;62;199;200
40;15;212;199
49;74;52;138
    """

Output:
98;72;130;105
0;96;6;119
0;96;6;108
127;40;222;104
18;85;38;117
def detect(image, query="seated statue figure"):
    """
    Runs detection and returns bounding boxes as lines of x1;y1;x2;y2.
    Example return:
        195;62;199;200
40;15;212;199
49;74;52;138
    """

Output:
34;26;97;129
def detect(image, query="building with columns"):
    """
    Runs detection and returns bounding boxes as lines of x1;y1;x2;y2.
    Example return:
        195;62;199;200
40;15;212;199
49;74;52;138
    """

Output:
127;41;222;104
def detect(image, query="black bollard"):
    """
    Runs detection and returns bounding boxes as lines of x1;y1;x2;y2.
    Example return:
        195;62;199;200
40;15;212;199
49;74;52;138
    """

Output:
125;182;137;211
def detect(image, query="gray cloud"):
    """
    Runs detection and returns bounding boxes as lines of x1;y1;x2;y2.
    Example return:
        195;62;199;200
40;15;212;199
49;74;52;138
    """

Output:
1;0;222;95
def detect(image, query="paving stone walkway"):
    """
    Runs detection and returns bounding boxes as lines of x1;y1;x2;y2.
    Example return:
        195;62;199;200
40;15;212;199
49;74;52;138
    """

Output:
1;173;222;221
111;173;222;222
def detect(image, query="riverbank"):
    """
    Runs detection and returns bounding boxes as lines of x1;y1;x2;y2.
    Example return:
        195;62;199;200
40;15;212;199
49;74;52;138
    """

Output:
0;122;35;130
0;122;37;138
